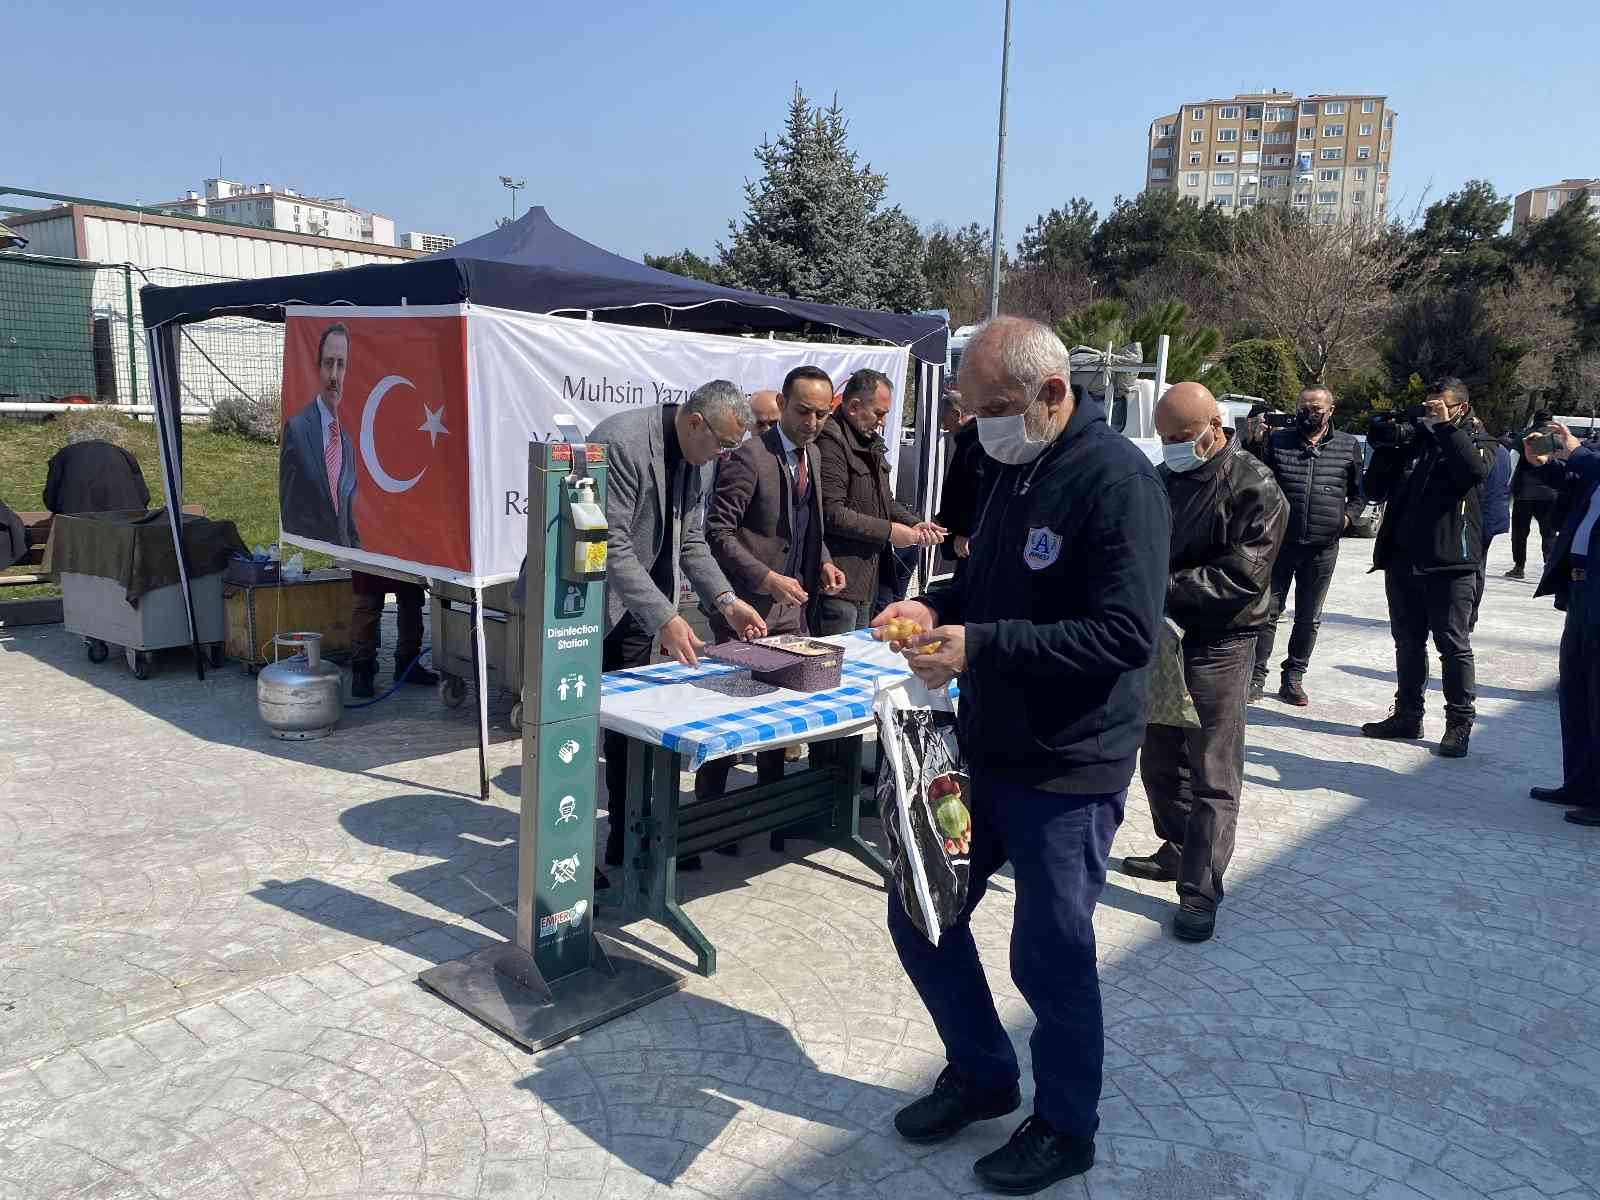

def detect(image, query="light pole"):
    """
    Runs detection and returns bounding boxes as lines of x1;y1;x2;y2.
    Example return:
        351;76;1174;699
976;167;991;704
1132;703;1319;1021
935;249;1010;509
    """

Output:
987;0;1013;319
500;176;526;223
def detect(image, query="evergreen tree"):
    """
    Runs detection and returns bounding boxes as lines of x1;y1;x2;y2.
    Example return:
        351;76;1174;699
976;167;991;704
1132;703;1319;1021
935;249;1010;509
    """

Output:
1055;298;1221;383
718;87;928;312
1016;199;1098;274
643;249;720;284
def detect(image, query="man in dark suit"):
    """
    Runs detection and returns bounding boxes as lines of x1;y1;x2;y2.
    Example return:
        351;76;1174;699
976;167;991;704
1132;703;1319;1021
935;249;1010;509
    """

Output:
279;322;361;548
700;367;847;801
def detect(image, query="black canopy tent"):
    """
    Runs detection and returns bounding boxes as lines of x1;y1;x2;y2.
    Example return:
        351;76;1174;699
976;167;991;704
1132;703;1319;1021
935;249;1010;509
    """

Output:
139;207;949;683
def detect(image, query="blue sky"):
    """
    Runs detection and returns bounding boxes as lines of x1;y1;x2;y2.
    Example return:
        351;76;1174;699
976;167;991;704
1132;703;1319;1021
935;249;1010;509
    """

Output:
10;1;1597;261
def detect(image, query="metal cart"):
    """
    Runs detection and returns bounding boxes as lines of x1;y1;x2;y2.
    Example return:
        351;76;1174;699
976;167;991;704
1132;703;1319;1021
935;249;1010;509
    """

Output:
62;571;227;678
429;580;524;724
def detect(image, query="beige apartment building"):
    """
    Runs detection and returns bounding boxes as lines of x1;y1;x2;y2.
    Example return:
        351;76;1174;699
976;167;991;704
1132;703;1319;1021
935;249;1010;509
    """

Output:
1145;91;1396;222
1512;179;1598;230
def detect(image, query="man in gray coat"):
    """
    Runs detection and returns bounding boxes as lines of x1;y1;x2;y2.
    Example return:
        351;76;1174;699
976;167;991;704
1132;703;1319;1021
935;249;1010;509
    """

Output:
587;380;767;872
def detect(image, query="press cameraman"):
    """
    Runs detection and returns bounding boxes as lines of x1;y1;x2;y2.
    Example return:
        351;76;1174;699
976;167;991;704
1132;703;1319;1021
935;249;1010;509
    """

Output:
1360;377;1494;757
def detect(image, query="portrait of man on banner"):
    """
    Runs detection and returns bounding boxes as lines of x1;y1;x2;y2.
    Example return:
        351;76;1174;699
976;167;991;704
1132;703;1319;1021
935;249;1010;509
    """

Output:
278;312;472;574
280;321;362;548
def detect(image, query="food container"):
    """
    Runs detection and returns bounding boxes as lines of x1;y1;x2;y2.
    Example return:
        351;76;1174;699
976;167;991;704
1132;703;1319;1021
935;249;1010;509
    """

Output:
705;635;844;692
226;554;280;585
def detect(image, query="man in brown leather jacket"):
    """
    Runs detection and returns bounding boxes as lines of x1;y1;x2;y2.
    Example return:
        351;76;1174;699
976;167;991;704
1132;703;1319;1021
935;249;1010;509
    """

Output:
1124;382;1288;943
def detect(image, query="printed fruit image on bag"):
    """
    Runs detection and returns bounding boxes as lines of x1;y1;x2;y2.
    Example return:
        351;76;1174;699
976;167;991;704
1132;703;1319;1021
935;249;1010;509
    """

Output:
874;679;971;944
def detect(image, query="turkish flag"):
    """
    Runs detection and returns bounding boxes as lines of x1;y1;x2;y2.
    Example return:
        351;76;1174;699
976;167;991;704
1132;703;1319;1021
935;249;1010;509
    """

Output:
282;313;471;572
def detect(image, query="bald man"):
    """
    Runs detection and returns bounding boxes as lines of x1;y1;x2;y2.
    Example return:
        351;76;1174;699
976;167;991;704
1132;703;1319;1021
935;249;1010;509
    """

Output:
1125;382;1286;943
749;389;782;435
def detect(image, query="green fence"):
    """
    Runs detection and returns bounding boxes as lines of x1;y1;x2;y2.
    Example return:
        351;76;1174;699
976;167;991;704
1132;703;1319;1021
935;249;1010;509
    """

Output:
0;254;284;414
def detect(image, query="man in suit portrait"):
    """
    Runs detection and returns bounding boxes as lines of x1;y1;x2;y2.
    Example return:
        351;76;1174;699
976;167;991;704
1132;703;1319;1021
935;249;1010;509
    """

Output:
280;322;361;548
699;365;847;803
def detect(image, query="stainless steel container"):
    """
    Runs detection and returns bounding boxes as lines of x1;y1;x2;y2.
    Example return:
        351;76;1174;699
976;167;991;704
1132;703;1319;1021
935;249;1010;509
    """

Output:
257;632;343;740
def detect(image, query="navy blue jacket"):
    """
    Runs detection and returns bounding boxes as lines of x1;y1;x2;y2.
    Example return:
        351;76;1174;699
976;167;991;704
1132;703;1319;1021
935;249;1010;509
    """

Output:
924;400;1170;795
1482;442;1513;539
1534;445;1600;612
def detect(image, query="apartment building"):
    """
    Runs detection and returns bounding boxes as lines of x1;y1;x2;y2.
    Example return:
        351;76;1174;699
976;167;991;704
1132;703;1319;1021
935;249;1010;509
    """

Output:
1146;92;1396;222
1512;179;1598;231
156;178;397;245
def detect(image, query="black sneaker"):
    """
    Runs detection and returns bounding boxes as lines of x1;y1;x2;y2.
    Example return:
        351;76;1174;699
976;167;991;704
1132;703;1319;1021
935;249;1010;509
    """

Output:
1173;897;1216;943
1121;849;1179;883
1504;565;1525;579
1531;785;1576;804
1361;710;1423;740
973;1114;1095;1195
1439;720;1472;758
1564;807;1600;827
1247;679;1266;704
893;1066;1021;1145
397;655;440;686
351;668;376;699
1278;677;1309;707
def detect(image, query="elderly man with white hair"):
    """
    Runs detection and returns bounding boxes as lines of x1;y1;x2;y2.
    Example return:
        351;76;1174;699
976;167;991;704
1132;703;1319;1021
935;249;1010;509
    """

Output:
873;316;1170;1194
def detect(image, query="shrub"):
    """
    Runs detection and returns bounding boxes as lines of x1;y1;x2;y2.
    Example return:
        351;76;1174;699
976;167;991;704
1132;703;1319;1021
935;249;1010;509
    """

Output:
209;392;281;444
1215;339;1301;410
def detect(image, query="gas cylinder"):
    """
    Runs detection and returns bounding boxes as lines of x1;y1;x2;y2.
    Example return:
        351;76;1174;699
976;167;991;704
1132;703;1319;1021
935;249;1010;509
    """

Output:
257;631;342;739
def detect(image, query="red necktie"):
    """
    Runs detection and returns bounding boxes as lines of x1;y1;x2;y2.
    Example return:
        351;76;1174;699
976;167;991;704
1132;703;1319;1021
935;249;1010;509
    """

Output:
324;417;342;514
793;448;808;500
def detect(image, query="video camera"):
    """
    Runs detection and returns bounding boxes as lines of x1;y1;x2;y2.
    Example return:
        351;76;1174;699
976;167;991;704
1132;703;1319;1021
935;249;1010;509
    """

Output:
1263;411;1292;431
1368;405;1429;450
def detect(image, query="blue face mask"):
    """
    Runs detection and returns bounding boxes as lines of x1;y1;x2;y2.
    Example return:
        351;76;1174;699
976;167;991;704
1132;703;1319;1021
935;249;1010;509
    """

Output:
1162;427;1217;473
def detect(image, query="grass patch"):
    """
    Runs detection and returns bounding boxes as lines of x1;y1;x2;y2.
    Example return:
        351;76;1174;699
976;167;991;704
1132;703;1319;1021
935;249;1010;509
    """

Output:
1;412;329;598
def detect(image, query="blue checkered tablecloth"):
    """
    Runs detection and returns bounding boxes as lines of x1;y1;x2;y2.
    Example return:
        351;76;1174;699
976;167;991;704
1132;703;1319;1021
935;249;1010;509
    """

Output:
598;630;925;768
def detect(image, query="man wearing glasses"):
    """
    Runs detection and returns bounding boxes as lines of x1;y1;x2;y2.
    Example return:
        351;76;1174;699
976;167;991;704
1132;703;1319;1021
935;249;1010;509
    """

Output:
585;381;767;876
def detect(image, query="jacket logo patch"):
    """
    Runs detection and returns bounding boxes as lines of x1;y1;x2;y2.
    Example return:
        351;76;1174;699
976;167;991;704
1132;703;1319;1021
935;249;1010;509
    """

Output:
1023;527;1062;570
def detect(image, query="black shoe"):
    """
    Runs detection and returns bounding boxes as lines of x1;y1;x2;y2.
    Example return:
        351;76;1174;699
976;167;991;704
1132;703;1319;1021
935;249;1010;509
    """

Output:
1438;720;1472;759
1247;680;1266;704
1121;850;1179;883
973;1114;1095;1195
714;842;741;857
1564;807;1600;827
1504;565;1525;579
893;1066;1021;1145
1361;710;1422;740
397;655;439;686
1278;677;1309;707
351;668;376;699
1173;898;1216;943
1531;785;1575;804
678;855;702;871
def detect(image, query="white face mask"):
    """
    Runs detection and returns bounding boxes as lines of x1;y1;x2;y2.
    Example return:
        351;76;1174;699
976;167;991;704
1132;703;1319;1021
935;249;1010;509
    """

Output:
1162;427;1217;474
976;396;1050;465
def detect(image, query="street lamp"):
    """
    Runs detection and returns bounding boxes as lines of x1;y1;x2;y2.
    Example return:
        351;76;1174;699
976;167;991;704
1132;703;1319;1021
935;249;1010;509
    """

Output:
987;0;1013;319
500;176;526;223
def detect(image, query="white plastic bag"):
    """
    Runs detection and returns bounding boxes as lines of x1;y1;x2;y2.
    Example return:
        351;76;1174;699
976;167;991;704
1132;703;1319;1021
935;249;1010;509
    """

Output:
874;678;971;945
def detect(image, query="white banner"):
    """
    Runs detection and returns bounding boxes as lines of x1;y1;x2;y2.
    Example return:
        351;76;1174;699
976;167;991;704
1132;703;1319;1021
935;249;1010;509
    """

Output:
466;306;911;583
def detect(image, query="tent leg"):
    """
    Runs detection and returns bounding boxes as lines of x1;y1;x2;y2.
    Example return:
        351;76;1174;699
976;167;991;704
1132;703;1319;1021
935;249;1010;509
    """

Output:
471;587;491;802
148;326;203;679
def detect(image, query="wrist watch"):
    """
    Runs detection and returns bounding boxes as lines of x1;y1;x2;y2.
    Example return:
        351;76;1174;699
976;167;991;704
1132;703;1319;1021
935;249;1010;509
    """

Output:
714;591;737;610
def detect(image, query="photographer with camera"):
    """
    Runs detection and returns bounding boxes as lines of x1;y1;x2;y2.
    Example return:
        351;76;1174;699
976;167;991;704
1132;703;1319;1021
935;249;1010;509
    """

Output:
1360;378;1494;757
1523;421;1600;824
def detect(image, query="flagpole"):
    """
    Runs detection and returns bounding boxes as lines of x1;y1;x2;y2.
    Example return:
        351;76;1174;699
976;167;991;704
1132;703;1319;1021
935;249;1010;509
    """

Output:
988;0;1013;319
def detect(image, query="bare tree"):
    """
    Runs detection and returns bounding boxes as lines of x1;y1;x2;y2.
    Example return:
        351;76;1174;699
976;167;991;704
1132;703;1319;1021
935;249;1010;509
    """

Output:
1209;210;1420;383
999;264;1095;328
1492;265;1576;402
1559;350;1600;422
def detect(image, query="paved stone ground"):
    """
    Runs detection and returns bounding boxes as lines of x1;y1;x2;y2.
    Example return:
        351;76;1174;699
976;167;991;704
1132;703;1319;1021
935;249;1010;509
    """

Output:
2;541;1595;1200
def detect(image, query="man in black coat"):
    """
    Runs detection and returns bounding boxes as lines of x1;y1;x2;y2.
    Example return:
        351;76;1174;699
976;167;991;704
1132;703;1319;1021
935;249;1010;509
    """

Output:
873;317;1169;1195
934;388;984;562
279;322;361;549
1506;409;1561;579
1125;383;1287;944
699;366;847;801
1251;386;1364;705
1523;422;1600;825
1360;377;1493;757
43;437;150;514
814;368;943;633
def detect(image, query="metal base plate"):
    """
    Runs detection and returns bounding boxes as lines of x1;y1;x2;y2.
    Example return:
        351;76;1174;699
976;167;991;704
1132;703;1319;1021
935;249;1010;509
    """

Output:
418;934;685;1052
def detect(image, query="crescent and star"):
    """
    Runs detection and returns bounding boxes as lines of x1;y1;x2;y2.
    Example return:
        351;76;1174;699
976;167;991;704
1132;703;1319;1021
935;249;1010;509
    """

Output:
358;374;448;494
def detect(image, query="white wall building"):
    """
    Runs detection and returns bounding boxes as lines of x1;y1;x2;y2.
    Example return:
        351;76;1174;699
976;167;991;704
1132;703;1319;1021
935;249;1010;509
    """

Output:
400;231;456;253
158;178;397;246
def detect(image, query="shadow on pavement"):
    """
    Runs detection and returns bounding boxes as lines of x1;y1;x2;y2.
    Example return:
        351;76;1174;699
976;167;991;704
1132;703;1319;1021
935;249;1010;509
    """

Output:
1335;661;1554;702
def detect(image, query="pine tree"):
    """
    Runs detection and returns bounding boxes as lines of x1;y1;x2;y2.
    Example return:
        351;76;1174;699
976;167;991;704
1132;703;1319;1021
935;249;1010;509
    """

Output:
718;87;928;312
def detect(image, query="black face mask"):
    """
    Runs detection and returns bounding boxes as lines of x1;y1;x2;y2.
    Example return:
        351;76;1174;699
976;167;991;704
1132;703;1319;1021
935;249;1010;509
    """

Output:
1297;409;1328;434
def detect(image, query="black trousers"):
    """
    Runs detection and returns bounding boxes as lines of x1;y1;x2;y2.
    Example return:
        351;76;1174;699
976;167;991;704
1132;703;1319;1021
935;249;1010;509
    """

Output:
692;601;806;802
1560;572;1600;806
1471;535;1497;630
1384;569;1477;723
351;577;425;669
1511;495;1557;569
888;776;1123;1139
1139;629;1255;908
1253;540;1340;685
602;613;655;861
817;595;872;635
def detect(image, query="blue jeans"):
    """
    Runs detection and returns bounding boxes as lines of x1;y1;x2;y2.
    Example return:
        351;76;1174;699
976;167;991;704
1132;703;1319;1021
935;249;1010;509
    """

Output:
888;775;1124;1139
